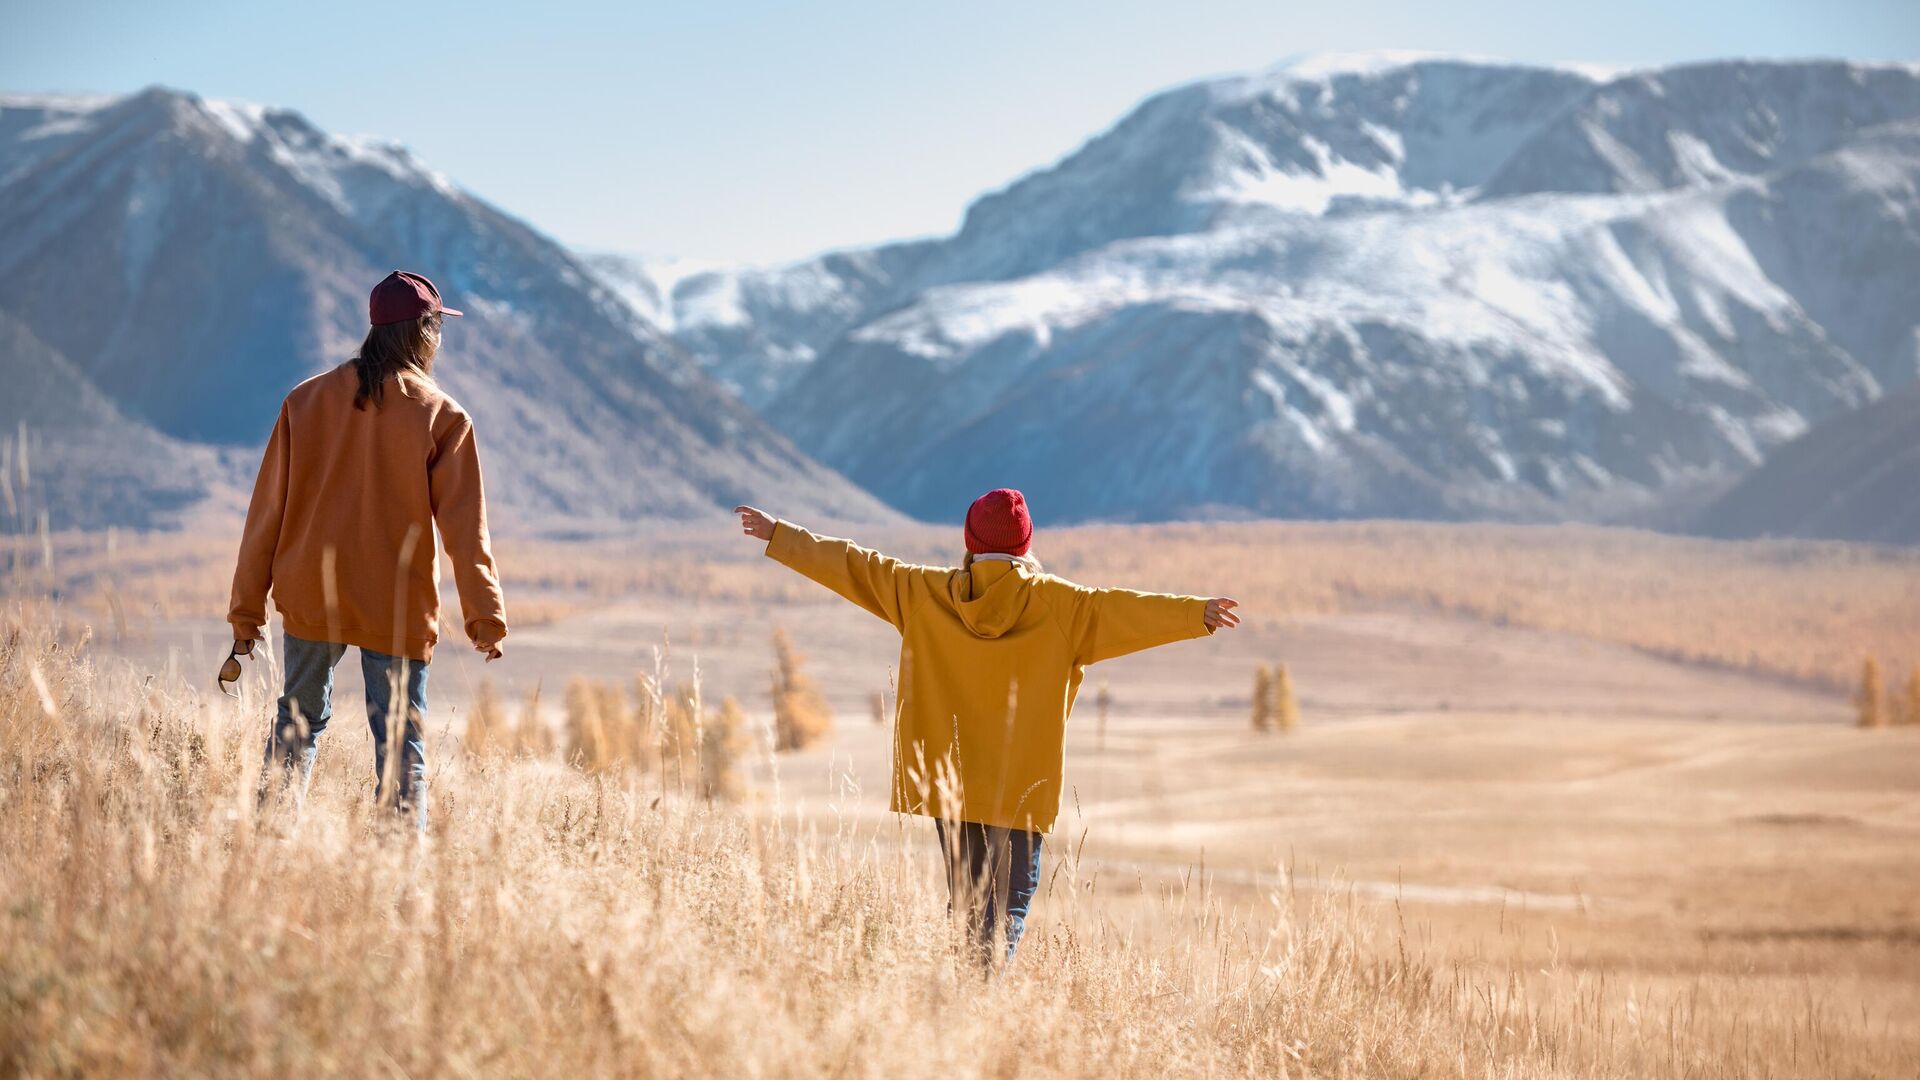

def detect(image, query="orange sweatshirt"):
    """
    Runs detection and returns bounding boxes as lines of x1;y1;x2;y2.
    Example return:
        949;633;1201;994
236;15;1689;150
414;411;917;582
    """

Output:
228;363;506;661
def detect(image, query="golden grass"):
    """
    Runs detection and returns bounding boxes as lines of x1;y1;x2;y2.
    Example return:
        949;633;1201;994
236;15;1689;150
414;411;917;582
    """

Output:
6;518;1916;692
3;609;1916;1077
1032;521;1920;691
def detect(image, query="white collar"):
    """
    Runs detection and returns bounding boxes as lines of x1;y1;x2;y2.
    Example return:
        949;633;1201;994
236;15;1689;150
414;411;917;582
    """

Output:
972;552;1023;564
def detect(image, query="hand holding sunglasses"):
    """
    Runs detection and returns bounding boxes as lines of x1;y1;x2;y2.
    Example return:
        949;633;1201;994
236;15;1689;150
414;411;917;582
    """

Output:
216;638;256;697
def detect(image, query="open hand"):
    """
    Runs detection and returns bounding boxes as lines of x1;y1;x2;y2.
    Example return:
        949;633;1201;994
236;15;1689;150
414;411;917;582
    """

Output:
1204;598;1241;631
735;505;776;542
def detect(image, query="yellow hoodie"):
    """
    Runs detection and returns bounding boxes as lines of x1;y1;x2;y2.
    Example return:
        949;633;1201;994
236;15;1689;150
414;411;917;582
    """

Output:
767;522;1213;833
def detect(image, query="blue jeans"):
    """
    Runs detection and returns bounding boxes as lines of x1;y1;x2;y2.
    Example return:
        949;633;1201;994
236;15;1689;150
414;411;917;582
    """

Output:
936;819;1043;965
261;632;429;829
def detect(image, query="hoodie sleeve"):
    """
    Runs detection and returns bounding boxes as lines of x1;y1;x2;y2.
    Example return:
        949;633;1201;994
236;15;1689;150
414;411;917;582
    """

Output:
1062;584;1212;665
429;413;507;647
227;402;291;641
765;521;919;630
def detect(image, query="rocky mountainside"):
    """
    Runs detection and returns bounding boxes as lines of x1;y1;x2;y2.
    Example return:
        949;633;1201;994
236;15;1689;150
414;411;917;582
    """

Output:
596;56;1920;523
0;310;231;530
1695;378;1920;545
0;89;893;530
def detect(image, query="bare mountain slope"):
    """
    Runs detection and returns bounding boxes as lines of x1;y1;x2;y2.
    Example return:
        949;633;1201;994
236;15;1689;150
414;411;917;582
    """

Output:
0;88;893;528
1696;379;1920;545
0;311;231;530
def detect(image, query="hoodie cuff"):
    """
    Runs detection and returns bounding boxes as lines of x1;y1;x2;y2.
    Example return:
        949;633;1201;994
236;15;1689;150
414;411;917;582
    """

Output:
766;520;802;563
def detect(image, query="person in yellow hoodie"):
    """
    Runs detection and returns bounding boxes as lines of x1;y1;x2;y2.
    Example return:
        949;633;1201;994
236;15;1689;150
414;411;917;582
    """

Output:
735;490;1239;965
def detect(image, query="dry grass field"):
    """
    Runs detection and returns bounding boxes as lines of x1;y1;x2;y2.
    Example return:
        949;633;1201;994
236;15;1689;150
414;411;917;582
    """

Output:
4;518;1920;1076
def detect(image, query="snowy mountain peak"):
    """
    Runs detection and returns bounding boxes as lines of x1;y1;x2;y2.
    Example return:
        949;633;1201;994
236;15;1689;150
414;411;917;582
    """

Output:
587;55;1920;526
162;89;467;211
1227;50;1577;96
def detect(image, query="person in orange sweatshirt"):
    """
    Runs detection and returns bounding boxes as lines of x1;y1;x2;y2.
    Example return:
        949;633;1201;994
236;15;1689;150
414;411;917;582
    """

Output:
226;271;507;827
734;491;1239;965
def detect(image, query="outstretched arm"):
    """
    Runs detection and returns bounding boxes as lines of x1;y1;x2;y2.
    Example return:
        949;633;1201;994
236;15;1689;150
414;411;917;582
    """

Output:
736;505;920;630
1066;584;1240;665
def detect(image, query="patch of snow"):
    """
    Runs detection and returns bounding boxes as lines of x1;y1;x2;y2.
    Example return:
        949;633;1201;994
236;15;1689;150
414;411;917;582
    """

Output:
1751;407;1809;444
200;99;266;143
1668;131;1733;186
1359;121;1406;165
1269;50;1495;83
1703;404;1764;464
675;272;751;330
1207;130;1407;214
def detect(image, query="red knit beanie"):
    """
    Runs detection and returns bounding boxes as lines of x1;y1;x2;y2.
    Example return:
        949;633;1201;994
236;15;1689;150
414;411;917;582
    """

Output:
964;488;1034;556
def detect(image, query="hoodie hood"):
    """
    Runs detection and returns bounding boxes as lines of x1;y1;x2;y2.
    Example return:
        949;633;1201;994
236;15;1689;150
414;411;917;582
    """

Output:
947;559;1033;639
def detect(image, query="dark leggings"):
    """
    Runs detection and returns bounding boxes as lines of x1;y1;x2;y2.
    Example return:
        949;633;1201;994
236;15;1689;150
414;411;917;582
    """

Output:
936;819;1044;965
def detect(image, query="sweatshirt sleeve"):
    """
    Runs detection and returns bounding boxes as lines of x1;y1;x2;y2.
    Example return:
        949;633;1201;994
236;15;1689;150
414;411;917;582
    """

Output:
227;403;291;641
429;414;507;646
764;521;919;630
1063;584;1212;665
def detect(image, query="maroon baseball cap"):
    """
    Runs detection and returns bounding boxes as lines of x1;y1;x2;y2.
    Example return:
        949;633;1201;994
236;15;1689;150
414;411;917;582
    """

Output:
369;270;463;326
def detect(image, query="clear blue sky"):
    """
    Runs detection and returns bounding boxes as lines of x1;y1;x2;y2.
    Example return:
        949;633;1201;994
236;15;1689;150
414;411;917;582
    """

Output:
5;1;1916;265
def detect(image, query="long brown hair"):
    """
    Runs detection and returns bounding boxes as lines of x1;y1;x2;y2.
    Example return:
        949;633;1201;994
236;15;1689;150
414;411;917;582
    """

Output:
352;311;441;410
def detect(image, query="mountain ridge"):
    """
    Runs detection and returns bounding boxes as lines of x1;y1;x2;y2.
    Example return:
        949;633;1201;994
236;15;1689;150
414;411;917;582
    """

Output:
592;54;1920;524
0;86;897;530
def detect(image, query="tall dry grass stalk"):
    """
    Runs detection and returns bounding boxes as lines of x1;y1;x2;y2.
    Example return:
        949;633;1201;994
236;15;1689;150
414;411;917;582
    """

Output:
1;611;1914;1077
462;678;553;759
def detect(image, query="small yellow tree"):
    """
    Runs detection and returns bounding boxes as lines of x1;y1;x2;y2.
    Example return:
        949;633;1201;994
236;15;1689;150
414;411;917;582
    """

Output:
1273;663;1300;732
869;690;888;727
771;627;832;751
1251;666;1274;732
1900;664;1920;727
1856;657;1886;729
701;695;752;802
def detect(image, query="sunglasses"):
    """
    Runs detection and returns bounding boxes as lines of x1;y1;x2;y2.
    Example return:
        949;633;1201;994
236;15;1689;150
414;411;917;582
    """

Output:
216;638;256;697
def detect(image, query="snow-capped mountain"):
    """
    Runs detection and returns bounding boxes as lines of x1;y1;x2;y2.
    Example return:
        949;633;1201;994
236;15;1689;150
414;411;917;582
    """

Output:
596;55;1920;523
0;88;893;528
